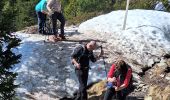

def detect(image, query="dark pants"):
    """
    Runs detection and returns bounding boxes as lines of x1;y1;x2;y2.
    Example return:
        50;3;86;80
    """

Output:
75;69;89;100
36;11;46;34
51;12;65;35
103;87;126;100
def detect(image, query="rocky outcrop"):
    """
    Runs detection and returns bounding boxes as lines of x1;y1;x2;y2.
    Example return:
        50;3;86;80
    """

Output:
145;85;170;100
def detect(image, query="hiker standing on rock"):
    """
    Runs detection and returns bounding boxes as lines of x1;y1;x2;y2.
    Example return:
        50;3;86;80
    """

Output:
71;41;103;100
47;0;66;42
104;59;132;100
35;0;48;35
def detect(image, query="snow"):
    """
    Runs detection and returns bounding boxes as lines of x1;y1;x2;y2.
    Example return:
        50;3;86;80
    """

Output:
78;9;170;68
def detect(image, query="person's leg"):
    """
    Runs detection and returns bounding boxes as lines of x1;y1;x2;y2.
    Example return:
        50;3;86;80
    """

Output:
36;11;43;34
51;12;58;36
81;69;89;100
116;91;126;100
75;69;84;100
103;88;115;100
57;13;65;39
41;13;46;34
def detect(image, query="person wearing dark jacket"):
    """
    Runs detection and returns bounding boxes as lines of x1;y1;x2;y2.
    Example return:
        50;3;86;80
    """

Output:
104;59;132;100
71;41;103;100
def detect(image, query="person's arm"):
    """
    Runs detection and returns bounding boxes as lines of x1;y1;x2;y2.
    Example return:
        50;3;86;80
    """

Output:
115;68;132;91
41;1;48;14
89;52;97;62
46;0;53;12
95;48;104;60
90;48;104;62
72;58;80;69
107;64;117;83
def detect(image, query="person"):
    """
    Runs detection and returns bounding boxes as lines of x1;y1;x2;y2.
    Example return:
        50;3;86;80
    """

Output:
71;41;103;100
35;0;48;35
154;1;166;11
103;59;132;100
47;0;66;40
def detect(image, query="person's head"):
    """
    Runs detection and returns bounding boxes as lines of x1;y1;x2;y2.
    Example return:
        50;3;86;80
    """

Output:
115;59;126;71
86;41;97;51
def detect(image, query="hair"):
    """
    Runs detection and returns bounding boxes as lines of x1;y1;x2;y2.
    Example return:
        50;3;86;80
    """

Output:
115;59;128;75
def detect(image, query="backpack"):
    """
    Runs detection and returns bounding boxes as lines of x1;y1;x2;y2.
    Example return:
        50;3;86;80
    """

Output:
77;45;86;63
71;45;86;64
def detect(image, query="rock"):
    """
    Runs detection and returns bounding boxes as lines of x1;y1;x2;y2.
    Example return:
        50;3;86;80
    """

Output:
145;85;170;100
152;63;168;76
165;73;170;81
163;53;170;59
145;96;152;100
148;59;154;67
166;59;170;67
154;57;161;63
87;80;107;100
153;61;168;69
132;73;142;83
129;63;143;74
160;58;168;63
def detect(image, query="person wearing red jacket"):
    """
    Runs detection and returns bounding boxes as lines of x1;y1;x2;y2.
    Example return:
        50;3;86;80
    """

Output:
103;59;132;100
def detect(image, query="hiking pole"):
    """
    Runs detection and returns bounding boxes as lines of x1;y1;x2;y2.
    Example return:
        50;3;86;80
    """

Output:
100;45;107;79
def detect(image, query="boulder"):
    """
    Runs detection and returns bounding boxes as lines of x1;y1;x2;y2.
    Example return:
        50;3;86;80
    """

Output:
145;85;170;100
87;80;107;100
152;63;168;76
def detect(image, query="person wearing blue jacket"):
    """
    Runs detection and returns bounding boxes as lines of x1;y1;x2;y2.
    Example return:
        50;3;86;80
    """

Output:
35;0;48;35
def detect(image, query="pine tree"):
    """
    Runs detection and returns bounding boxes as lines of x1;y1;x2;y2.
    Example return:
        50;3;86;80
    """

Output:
0;0;21;99
0;33;21;100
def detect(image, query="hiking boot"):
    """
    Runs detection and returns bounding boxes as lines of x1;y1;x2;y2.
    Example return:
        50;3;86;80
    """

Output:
58;34;66;40
38;30;42;34
42;31;48;35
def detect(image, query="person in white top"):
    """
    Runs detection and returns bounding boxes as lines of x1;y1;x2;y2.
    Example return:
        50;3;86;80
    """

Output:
47;0;65;41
